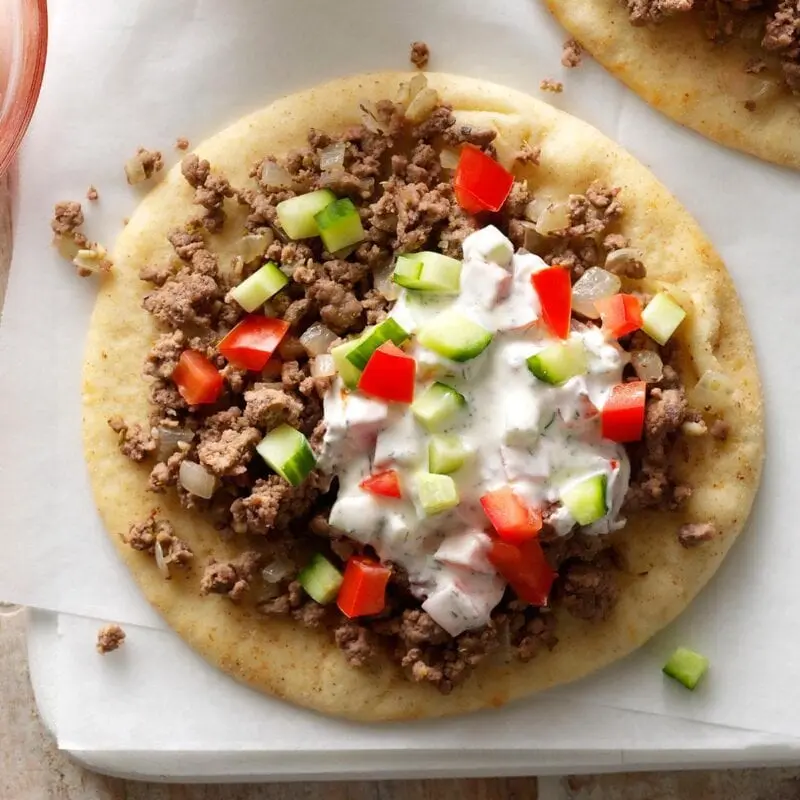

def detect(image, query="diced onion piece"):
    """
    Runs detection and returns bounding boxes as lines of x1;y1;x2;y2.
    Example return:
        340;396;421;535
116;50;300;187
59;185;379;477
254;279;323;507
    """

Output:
492;134;517;171
155;426;194;462
54;235;81;260
319;142;346;172
373;261;400;300
534;202;570;235
396;73;428;110
261;555;295;584
524;196;550;223
178;460;216;499
124;156;147;185
261;160;294;189
154;540;170;578
604;248;642;274
405;87;439;123
630;350;664;383
359;101;384;133
300;323;338;356
439;148;460;170
514;220;547;255
238;232;273;263
690;370;735;412
310;353;336;378
571;267;622;318
73;245;111;275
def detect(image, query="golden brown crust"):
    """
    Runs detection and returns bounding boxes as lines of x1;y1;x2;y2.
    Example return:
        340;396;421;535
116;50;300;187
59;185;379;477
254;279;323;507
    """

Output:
545;0;800;169
82;72;764;720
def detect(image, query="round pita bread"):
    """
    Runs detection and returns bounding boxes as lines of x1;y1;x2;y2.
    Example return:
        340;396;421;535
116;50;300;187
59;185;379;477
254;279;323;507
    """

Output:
546;0;800;168
82;72;764;720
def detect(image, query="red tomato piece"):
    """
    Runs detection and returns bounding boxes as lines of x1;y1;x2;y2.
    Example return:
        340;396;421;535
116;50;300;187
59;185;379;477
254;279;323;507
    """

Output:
532;267;572;339
487;538;556;607
359;469;402;499
218;315;289;372
480;487;542;545
601;381;647;442
172;350;223;406
357;342;416;404
595;294;643;339
337;556;391;618
453;145;515;213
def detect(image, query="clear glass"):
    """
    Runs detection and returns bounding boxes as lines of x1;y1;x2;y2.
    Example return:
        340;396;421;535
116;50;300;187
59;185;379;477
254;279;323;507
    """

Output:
0;0;48;175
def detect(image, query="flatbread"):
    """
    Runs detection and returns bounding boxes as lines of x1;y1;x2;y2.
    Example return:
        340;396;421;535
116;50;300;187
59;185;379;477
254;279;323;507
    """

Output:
82;72;764;720
546;0;800;168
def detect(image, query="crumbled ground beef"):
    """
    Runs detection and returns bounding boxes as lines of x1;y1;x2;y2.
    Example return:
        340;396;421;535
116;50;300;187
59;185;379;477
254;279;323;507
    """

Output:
410;41;430;69
200;551;261;600
230;474;322;535
540;78;564;94
562;38;584;68
710;418;730;440
122;513;193;573
334;621;379;666
96;624;126;654
176;137;190;151
125;147;164;185
560;558;618;622
108;416;157;462
51;201;84;236
678;522;716;548
86;185;98;201
181;154;235;232
624;0;800;95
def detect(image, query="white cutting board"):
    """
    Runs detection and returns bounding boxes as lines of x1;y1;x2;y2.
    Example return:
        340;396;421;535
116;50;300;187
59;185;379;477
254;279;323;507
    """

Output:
28;610;800;781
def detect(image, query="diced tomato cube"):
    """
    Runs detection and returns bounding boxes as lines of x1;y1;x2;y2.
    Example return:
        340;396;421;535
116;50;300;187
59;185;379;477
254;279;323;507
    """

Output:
337;557;391;618
532;267;572;340
218;315;290;372
454;145;515;214
601;381;647;442
480;487;542;544
359;470;402;499
172;350;223;405
595;294;643;339
357;342;416;404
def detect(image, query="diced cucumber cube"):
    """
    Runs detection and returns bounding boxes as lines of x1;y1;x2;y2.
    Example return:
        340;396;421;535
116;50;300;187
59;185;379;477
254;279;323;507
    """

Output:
663;647;709;690
461;224;514;268
276;189;336;240
256;424;317;486
417;310;493;362
229;261;288;312
331;331;371;389
428;435;469;474
561;473;607;525
411;382;466;431
315;198;366;253
416;473;460;516
641;292;686;346
393;255;425;289
392;252;462;294
527;339;588;386
298;554;343;604
345;318;410;370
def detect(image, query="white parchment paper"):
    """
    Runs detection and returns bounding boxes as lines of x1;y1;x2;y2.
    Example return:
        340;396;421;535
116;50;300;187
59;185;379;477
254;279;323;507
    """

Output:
3;0;800;741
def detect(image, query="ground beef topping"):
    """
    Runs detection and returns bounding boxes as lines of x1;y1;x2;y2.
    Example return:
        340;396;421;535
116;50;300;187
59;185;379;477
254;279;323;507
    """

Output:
51;200;84;236
410;41;430;69
623;0;800;96
200;551;262;600
562;38;584;68
96;624;126;655
108;416;157;462
540;78;565;94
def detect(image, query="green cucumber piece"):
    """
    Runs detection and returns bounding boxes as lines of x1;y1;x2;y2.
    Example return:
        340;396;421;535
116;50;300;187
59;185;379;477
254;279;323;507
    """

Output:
662;647;709;690
256;424;316;486
315;198;366;253
298;554;343;604
330;330;371;389
417;310;493;362
428;434;469;474
345;318;409;370
392;252;462;293
229;261;288;312
416;473;460;516
641;292;686;346
276;189;336;240
526;340;588;386
561;474;607;525
411;382;466;431
392;255;425;289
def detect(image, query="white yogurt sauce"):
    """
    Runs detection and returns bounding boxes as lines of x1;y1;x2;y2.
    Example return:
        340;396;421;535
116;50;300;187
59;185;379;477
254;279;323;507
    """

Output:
320;225;631;636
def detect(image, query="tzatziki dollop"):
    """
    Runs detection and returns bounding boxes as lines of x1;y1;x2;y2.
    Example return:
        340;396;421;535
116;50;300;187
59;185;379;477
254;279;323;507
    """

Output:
319;225;631;636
